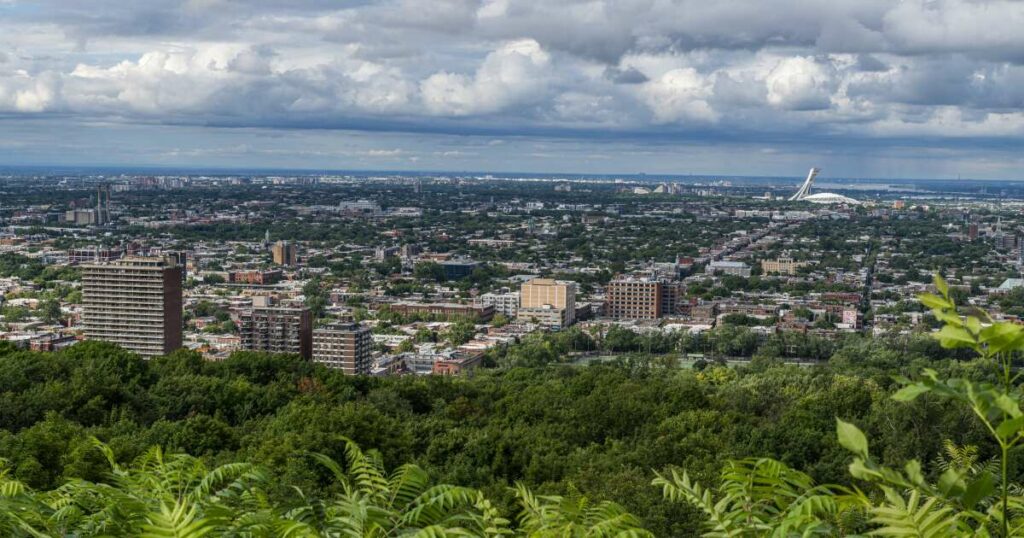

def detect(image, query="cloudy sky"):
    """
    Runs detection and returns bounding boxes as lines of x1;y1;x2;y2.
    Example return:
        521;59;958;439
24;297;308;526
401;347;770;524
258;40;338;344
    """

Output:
2;0;1024;179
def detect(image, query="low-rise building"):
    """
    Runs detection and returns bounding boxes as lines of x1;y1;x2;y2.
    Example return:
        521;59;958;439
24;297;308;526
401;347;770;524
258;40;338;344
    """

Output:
475;291;519;318
706;260;752;277
761;257;807;275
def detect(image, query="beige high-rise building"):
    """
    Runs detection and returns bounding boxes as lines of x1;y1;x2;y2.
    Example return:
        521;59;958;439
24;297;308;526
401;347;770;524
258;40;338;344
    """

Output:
271;240;298;266
520;278;577;326
313;322;373;375
82;256;183;357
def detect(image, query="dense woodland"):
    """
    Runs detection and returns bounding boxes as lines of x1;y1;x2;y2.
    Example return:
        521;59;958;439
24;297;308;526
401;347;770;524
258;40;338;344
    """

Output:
0;323;1005;535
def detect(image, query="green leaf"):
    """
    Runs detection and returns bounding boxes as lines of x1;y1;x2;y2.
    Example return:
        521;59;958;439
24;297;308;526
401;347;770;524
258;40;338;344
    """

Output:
964;316;981;335
961;472;995;509
996;416;1024;440
893;384;931;402
933;273;949;298
836;419;869;458
936;468;963;497
934;325;976;349
994;394;1023;419
918;293;953;312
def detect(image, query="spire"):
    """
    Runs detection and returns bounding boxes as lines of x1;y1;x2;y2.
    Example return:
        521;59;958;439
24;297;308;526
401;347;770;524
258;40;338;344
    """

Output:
789;168;821;201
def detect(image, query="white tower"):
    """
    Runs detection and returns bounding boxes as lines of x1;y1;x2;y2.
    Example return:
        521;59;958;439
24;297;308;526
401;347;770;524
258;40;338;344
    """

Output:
789;168;821;201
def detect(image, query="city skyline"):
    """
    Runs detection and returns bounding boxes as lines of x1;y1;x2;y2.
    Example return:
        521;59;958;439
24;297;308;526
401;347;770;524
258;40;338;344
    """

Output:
1;1;1024;179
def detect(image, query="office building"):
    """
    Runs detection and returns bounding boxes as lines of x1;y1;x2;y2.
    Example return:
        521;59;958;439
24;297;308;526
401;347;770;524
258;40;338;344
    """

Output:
520;278;577;326
64;209;99;226
389;302;494;322
313;322;372;375
440;260;480;280
68;248;122;265
237;305;312;358
81;256;183;357
706;260;752;277
605;276;661;320
518;305;570;328
475;291;519;318
761;257;807;276
271;240;298;266
228;269;283;285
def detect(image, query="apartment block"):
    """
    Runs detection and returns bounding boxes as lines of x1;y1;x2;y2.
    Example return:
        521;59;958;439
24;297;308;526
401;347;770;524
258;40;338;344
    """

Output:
520;278;577;326
313;322;372;375
81;256;183;357
605;276;661;320
475;291;519;318
271;240;298;266
237;306;312;358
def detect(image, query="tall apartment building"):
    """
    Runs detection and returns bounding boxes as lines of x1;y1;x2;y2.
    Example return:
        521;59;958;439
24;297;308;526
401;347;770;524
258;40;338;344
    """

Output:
271;240;298;266
659;281;686;316
81;256;183;357
237;306;312;358
605;276;661;320
313;322;372;375
520;278;577;326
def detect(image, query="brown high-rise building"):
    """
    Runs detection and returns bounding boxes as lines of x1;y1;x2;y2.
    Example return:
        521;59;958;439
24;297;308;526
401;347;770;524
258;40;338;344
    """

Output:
520;278;577;326
81;256;183;357
313;322;372;375
271;240;298;266
237;306;312;358
605;276;662;320
659;281;686;317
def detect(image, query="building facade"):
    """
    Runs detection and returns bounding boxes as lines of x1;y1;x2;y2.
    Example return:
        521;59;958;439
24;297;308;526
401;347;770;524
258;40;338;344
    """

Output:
761;257;806;276
228;269;283;285
237;306;312;358
313;322;372;375
388;302;494;322
271;240;298;266
475;291;519;318
81;256;183;357
706;260;752;277
605;276;661;320
520;278;577;326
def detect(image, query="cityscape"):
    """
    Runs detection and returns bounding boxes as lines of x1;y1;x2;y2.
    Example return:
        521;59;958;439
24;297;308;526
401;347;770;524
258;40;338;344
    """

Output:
5;0;1024;535
3;170;1024;374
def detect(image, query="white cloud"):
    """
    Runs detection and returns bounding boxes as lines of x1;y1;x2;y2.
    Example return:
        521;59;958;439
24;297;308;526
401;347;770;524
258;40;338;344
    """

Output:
421;39;551;116
641;68;717;123
765;56;836;111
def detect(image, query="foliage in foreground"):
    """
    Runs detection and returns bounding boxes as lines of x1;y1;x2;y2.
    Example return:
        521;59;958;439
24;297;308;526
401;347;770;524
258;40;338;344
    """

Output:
662;275;1024;536
0;436;650;538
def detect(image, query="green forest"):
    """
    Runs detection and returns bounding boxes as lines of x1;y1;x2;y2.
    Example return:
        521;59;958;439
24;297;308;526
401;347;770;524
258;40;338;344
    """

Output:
3;279;1024;536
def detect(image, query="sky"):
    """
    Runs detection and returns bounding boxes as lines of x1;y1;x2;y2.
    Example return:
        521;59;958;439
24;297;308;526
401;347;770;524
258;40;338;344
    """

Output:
2;0;1024;179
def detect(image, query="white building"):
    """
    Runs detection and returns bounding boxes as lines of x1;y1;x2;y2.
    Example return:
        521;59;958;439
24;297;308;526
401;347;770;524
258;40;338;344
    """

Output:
475;291;519;317
706;261;752;278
